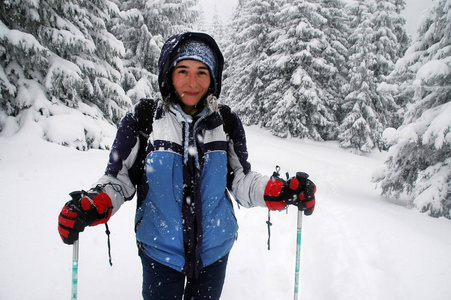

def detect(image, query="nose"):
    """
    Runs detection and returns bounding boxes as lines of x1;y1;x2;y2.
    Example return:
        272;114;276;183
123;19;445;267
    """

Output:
187;73;198;88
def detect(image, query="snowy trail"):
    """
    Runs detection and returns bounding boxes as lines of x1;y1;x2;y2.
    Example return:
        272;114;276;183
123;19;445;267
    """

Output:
1;126;451;299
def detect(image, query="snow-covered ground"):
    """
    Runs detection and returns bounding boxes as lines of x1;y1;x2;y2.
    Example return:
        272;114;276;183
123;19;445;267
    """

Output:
1;124;451;299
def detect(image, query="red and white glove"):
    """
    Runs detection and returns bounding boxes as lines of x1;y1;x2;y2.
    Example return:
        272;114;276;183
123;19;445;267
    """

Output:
58;188;113;244
264;171;316;215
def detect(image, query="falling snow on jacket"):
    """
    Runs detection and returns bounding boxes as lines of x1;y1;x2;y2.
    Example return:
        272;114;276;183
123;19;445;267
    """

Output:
94;32;268;273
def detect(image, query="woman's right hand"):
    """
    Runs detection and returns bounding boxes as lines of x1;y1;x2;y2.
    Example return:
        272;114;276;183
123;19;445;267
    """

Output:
58;189;112;244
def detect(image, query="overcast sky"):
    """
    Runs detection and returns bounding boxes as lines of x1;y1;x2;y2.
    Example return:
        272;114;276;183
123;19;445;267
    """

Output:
403;0;436;37
198;0;238;24
198;0;437;38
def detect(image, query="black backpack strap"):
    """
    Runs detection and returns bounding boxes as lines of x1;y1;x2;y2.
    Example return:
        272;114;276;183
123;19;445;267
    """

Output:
137;99;158;138
218;104;234;136
134;99;158;185
218;104;236;190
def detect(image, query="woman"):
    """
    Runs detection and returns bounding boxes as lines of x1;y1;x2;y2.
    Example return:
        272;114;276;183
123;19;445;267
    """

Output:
58;32;315;299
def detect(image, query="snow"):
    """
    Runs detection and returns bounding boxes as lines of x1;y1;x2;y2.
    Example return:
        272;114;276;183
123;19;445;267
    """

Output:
421;102;451;149
0;20;47;54
416;58;451;83
1;125;451;300
398;101;451;150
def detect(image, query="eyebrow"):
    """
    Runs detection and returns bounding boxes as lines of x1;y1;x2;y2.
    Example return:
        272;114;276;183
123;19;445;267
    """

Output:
174;65;209;70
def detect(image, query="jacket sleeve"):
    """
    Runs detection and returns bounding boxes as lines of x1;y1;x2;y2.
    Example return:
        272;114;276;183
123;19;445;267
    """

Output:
92;105;142;215
226;112;268;208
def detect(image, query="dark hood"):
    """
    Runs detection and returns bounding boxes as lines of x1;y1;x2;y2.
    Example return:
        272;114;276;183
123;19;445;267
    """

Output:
158;32;224;100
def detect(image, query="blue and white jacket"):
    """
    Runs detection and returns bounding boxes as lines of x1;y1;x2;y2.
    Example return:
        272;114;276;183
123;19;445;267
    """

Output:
95;99;268;272
94;32;269;274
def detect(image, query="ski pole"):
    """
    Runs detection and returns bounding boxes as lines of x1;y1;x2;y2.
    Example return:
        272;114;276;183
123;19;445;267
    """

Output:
294;209;303;300
71;239;79;300
294;171;310;300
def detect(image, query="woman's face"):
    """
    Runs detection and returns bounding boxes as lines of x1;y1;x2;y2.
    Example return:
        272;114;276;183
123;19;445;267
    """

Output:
172;60;211;114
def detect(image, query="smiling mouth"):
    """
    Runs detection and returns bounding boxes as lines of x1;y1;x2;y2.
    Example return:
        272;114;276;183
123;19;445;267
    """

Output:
182;92;199;97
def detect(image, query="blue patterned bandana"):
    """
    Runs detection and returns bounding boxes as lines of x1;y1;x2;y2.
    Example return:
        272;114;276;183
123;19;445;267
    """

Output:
173;40;217;90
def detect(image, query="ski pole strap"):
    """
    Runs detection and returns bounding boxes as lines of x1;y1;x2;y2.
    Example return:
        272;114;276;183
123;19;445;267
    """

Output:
105;223;113;266
265;165;280;251
266;210;272;250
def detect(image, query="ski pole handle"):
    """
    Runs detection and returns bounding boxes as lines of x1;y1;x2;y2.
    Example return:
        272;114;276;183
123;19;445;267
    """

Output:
71;239;79;300
295;172;309;202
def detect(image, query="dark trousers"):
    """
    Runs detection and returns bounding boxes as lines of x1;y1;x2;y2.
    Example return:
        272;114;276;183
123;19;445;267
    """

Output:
140;252;229;300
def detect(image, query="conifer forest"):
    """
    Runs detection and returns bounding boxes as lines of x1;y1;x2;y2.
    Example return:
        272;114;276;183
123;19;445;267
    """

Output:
1;0;450;218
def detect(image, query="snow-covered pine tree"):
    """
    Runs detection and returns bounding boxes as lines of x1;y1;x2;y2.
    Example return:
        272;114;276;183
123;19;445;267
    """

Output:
339;0;408;152
375;0;410;129
109;0;163;104
339;0;384;153
0;0;127;149
317;0;351;125
80;0;129;123
109;0;201;104
209;5;226;43
194;1;207;32
0;0;49;117
144;0;201;39
222;0;280;125
372;0;408;79
262;0;338;140
392;0;410;59
374;0;451;219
